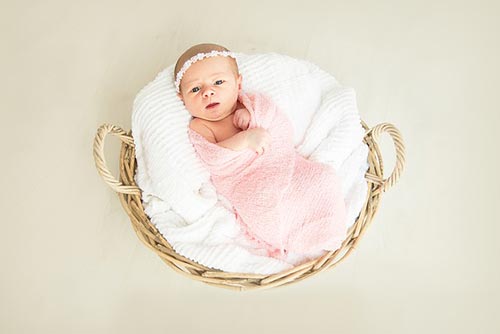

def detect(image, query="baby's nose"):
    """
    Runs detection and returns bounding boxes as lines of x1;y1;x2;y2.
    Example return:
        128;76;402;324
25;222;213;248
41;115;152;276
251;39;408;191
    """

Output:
202;88;215;98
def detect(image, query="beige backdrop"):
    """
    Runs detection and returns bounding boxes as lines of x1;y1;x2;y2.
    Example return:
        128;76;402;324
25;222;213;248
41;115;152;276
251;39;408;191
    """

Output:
1;0;499;333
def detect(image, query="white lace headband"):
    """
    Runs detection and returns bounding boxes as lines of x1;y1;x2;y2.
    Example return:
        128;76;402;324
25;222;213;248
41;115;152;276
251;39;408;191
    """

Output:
174;50;237;93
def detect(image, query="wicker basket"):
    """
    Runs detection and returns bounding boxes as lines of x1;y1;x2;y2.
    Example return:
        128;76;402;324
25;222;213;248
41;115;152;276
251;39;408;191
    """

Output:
93;121;405;291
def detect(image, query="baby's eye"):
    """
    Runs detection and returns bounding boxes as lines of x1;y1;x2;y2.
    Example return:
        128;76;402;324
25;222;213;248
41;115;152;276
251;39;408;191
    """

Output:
191;87;200;93
215;80;224;85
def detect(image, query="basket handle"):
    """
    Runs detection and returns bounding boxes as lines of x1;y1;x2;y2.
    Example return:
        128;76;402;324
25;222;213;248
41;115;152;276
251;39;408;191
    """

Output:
93;123;141;195
365;122;406;192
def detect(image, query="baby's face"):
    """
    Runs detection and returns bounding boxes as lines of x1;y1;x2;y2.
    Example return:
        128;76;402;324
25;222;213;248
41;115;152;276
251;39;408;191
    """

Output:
177;56;242;122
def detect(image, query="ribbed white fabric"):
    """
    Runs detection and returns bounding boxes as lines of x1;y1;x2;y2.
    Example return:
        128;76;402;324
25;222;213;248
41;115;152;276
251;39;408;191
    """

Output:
131;53;369;274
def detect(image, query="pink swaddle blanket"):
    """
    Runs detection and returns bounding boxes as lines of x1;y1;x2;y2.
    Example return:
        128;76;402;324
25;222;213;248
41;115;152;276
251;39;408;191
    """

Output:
188;90;347;260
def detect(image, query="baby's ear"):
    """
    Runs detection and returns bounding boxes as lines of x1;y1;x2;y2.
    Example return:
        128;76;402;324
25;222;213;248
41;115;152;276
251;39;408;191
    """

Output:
177;92;183;101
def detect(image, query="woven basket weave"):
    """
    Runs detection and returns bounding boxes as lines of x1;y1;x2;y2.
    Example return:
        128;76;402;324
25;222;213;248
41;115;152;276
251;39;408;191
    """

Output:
93;121;405;291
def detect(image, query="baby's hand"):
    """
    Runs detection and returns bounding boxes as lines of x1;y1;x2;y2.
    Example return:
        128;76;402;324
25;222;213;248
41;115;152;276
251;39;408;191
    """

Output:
245;128;271;155
233;108;251;130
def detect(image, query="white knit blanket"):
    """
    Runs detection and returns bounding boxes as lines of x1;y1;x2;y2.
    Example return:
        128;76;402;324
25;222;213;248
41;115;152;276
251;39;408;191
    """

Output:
131;53;369;274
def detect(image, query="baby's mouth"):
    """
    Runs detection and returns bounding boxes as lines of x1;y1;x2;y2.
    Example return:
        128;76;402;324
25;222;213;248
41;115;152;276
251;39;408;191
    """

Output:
206;102;219;109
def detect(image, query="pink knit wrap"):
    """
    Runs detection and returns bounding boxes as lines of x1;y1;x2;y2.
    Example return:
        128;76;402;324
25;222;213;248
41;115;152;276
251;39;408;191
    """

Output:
188;90;347;260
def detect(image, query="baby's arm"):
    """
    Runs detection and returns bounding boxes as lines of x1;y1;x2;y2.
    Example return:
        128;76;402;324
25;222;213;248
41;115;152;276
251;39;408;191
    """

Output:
219;128;270;155
190;117;249;151
217;131;249;151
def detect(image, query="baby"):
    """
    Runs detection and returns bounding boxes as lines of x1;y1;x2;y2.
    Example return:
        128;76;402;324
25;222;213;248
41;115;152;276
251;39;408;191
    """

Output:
174;43;347;260
175;43;270;155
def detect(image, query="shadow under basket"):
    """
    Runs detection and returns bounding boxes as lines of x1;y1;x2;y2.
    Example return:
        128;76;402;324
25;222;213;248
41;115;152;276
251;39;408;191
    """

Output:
93;121;405;291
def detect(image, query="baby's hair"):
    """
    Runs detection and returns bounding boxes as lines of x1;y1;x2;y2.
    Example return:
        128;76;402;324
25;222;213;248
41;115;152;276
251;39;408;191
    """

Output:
174;43;239;92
